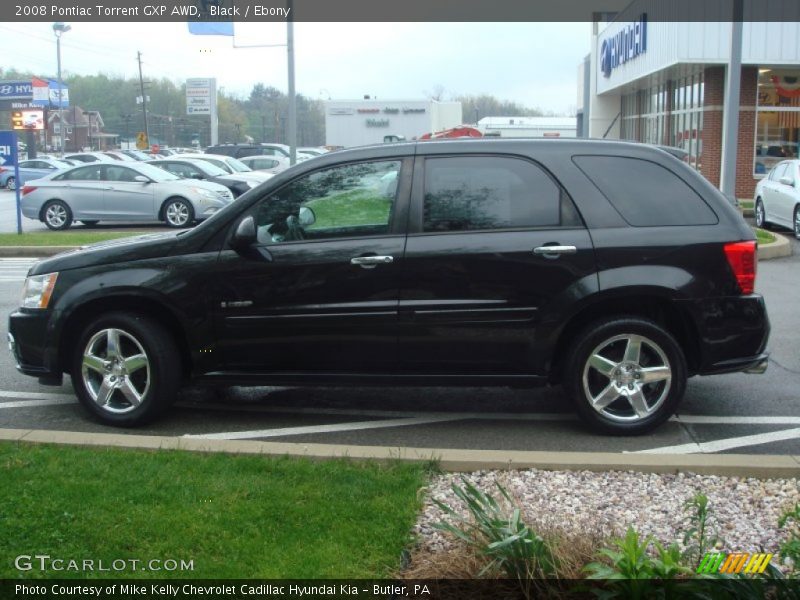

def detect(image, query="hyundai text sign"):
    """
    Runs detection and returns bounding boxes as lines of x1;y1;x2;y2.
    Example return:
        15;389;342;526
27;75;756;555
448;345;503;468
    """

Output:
0;81;34;101
600;14;647;79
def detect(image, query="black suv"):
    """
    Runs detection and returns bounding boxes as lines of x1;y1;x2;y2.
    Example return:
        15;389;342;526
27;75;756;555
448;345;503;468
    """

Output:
8;140;769;435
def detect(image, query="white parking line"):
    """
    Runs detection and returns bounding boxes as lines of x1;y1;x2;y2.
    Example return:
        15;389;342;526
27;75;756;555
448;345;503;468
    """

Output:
0;390;74;401
629;427;800;454
0;398;77;409
183;415;463;440
673;415;800;425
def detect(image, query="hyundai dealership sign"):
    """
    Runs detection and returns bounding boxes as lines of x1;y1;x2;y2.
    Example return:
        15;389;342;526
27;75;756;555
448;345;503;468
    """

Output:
600;14;647;79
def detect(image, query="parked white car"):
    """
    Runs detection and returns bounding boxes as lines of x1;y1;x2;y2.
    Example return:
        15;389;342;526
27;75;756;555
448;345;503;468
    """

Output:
21;162;234;230
754;159;800;239
173;153;271;185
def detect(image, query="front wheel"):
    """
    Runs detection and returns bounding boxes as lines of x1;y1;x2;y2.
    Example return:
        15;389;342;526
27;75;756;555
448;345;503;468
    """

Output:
755;198;769;229
163;198;194;228
6;176;15;191
71;312;182;426
564;317;687;435
42;200;73;230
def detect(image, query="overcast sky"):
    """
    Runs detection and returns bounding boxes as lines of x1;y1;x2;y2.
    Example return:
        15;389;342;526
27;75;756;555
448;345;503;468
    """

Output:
2;22;589;114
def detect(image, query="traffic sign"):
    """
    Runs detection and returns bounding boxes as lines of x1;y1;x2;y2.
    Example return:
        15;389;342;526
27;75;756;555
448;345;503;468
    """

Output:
136;131;148;150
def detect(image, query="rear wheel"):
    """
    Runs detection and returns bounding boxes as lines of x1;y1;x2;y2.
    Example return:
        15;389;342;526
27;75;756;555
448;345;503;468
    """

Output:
564;317;687;435
794;206;800;240
42;200;73;230
71;312;182;426
755;198;772;230
6;177;15;191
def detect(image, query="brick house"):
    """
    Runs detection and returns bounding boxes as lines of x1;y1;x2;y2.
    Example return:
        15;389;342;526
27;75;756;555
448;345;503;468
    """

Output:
47;106;116;152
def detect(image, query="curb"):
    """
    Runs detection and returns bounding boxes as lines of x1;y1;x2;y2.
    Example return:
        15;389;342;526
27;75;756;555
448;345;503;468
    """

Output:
1;428;798;478
758;232;792;260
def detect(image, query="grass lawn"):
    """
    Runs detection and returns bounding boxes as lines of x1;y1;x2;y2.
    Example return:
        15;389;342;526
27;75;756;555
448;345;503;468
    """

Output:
0;442;428;579
0;231;147;247
755;228;776;245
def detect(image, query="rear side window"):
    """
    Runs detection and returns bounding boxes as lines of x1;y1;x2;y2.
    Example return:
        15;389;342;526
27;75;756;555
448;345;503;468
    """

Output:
422;156;581;232
573;156;718;226
55;165;101;181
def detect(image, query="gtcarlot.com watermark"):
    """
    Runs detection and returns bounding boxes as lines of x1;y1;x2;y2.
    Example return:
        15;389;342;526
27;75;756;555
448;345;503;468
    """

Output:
14;554;194;573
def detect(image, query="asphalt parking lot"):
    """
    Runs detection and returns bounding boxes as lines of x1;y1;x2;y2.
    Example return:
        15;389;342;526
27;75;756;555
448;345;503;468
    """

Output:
0;188;798;456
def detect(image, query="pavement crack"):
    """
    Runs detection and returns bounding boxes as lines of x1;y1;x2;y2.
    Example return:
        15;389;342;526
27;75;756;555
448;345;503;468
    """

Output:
768;357;800;376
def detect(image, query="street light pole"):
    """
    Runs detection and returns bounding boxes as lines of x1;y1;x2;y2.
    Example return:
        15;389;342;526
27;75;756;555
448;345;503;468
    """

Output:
53;21;71;157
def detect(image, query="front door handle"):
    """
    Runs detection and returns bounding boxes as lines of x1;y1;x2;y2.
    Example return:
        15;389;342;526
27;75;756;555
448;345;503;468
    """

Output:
350;255;394;269
533;245;577;258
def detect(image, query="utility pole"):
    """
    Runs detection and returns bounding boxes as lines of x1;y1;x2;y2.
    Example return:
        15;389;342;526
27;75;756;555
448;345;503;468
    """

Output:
287;0;296;164
137;51;150;144
720;0;743;204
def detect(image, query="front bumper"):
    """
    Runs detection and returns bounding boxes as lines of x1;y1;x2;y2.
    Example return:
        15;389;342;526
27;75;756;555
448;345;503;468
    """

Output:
8;309;63;385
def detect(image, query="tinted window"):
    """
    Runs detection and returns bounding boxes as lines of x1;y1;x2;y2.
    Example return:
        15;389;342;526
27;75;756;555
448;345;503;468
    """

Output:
104;165;139;182
422;156;578;232
55;165;102;181
573;156;718;227
253;160;401;244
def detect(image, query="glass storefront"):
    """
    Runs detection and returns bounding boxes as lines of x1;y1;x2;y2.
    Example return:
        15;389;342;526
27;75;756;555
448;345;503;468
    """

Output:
755;69;800;176
620;74;704;171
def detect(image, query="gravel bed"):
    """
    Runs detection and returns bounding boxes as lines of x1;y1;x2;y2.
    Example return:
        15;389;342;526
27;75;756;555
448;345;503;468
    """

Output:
415;469;799;562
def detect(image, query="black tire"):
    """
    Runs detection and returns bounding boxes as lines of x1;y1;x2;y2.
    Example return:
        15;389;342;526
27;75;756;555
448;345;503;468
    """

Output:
6;176;15;191
563;317;687;435
794;206;800;240
42;200;73;231
80;220;99;227
71;311;182;426
755;198;772;230
162;197;195;228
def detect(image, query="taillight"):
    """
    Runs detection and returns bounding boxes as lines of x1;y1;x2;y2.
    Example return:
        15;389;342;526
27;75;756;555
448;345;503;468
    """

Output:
724;241;757;294
21;186;37;196
0;167;6;173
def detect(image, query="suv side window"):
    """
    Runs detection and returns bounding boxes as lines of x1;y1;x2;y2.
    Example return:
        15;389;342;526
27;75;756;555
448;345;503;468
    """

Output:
422;156;580;232
253;159;402;244
573;155;718;226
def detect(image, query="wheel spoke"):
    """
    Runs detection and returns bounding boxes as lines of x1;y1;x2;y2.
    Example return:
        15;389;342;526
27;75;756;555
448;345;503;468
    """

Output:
94;378;114;407
623;336;642;364
82;353;107;375
588;353;617;378
628;388;650;418
591;383;620;410
106;329;120;359
118;380;142;406
123;353;148;374
640;365;671;384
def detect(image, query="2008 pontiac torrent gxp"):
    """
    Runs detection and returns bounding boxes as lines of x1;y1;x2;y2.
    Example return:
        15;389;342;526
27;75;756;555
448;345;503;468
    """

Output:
8;140;770;435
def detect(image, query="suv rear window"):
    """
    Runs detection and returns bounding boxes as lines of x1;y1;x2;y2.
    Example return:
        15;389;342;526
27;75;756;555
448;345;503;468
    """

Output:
422;156;582;232
573;156;718;227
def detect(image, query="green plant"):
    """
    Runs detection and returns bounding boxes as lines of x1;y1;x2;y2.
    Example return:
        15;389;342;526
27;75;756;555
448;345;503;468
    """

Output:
584;528;695;599
778;503;800;577
682;493;723;568
432;479;556;581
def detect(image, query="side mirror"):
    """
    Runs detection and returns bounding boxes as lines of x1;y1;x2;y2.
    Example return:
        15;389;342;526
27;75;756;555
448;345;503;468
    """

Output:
779;176;794;187
298;206;316;227
133;175;150;184
191;174;204;180
231;215;257;251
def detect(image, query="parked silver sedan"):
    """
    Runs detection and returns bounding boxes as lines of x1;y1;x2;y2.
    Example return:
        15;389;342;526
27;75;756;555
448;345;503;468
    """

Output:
21;162;234;230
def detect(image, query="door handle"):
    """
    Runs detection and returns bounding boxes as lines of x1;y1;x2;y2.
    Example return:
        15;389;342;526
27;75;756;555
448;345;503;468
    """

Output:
350;255;393;269
104;187;114;190
533;245;577;258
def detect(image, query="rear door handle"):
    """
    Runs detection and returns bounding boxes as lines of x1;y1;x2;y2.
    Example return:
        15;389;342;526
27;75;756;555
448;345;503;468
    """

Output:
533;245;577;257
350;255;394;269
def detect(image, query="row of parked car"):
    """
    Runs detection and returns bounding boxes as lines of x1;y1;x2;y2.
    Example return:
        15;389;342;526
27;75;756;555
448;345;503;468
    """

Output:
1;144;329;230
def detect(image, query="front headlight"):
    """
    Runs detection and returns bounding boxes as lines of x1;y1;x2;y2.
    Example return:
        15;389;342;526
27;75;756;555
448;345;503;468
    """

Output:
21;272;59;309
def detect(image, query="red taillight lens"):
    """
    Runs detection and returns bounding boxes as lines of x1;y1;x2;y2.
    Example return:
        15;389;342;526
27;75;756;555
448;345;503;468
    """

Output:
21;186;37;196
724;241;757;294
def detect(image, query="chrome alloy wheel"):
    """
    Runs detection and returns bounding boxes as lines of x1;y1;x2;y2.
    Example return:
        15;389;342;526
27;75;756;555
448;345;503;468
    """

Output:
45;203;68;228
81;328;150;414
795;208;800;239
165;201;190;226
581;334;672;423
755;201;765;228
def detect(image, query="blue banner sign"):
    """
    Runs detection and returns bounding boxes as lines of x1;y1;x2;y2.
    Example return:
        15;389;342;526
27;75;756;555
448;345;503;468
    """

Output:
0;130;23;234
600;14;647;79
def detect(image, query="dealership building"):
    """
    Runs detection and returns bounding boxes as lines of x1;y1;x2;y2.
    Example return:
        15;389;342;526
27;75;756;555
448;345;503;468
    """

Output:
577;3;800;198
324;99;462;148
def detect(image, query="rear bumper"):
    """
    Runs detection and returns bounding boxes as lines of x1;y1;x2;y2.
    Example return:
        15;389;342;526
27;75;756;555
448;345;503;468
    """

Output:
676;294;770;376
